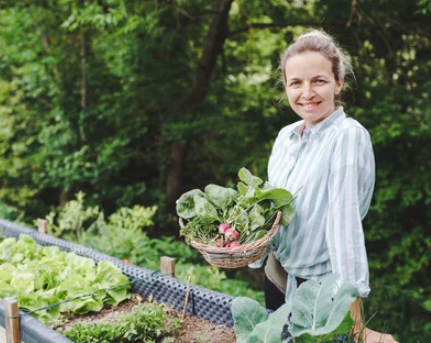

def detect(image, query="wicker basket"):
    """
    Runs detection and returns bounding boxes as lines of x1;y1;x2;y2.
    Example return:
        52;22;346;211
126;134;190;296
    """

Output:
179;211;282;269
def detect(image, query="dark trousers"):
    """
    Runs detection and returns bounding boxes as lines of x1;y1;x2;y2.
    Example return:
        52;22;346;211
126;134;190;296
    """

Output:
264;275;307;311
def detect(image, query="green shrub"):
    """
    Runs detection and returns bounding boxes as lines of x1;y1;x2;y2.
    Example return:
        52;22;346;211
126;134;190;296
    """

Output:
46;192;264;304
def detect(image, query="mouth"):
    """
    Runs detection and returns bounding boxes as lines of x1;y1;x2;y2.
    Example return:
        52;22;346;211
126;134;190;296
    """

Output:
298;101;322;110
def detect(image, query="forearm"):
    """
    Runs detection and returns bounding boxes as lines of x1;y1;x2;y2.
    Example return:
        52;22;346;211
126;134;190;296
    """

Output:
349;298;363;338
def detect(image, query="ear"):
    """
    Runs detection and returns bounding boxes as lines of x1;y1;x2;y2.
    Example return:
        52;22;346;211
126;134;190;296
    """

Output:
334;77;344;95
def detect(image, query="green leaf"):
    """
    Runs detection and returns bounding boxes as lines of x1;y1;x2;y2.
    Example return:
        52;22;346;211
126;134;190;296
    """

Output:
253;230;267;241
204;184;238;210
248;303;292;343
424;299;431;311
231;297;269;343
11;273;35;295
330;312;355;337
94;260;130;305
294;333;321;343
237;182;249;195
289;274;358;338
255;189;293;209
262;182;274;190
280;204;294;226
229;206;249;232
248;205;266;231
238;167;263;189
237;186;258;210
194;195;221;223
176;189;205;219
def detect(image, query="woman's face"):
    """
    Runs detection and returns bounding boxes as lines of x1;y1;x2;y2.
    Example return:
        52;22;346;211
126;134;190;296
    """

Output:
284;51;344;128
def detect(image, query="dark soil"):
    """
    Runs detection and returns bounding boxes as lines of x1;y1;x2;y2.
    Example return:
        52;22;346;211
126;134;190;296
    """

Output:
55;294;236;343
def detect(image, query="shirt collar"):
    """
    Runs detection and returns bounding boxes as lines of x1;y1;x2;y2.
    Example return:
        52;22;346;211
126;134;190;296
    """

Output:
289;107;346;141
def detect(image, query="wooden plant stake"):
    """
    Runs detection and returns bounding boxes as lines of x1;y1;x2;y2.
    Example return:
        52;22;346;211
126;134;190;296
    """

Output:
4;297;20;343
182;275;192;320
37;219;48;234
160;256;176;278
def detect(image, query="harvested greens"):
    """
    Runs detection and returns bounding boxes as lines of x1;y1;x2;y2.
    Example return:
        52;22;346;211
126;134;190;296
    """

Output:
177;168;294;247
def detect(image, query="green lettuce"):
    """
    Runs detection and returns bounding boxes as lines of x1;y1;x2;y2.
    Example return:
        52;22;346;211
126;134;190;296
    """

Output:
0;234;131;324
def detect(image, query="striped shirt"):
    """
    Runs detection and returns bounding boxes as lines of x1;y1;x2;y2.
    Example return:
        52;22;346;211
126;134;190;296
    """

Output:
253;107;375;302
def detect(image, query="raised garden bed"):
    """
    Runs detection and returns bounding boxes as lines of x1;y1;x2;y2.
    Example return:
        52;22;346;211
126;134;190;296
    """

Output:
0;218;237;343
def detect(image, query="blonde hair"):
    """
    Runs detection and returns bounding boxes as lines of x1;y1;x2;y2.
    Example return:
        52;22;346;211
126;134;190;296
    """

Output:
280;29;354;88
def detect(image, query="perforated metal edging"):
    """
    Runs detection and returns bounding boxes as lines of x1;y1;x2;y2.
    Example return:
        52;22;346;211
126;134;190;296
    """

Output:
0;219;236;331
0;298;73;343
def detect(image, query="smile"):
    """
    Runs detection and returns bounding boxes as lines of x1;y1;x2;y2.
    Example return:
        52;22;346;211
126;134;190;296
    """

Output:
298;101;322;110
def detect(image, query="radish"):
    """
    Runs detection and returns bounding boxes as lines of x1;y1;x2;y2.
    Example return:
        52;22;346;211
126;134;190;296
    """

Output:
229;241;241;248
225;228;239;242
216;239;225;248
218;223;231;234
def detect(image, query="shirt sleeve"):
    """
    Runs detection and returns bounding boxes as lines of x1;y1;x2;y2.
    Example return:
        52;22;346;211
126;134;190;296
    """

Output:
325;126;375;298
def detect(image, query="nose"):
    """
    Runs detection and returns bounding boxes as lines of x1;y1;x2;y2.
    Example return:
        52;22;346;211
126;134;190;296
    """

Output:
302;84;314;100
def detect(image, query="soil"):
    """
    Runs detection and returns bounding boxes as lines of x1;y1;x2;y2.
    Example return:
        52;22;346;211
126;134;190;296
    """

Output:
55;294;236;343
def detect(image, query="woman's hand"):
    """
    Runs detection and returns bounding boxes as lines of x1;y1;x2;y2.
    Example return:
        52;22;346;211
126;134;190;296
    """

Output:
349;299;399;343
355;328;399;343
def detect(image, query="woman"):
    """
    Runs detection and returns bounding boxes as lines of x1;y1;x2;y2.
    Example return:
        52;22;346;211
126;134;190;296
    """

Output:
259;30;398;343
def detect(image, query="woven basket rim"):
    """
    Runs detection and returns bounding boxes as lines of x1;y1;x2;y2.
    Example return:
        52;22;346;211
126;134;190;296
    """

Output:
179;211;282;256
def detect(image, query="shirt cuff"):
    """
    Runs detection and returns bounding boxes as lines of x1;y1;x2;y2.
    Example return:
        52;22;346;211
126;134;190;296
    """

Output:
357;284;371;298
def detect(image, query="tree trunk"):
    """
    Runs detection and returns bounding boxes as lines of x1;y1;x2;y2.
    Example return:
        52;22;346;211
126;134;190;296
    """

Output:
165;0;234;207
165;141;186;206
80;31;88;146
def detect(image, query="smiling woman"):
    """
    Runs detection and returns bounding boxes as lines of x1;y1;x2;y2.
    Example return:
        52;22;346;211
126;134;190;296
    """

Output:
253;30;400;343
284;51;343;127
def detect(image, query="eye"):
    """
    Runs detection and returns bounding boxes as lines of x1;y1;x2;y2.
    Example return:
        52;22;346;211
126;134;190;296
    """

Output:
289;80;300;87
314;79;326;84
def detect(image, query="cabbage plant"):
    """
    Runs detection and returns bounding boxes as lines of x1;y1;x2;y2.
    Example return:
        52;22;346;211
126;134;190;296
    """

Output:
231;274;358;343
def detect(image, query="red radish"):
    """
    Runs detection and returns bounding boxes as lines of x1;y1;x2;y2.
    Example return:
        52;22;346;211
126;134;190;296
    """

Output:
229;241;241;248
225;228;239;242
216;239;225;248
218;223;231;234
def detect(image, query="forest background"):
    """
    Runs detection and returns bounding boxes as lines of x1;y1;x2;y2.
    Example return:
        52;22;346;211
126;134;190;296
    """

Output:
0;0;431;341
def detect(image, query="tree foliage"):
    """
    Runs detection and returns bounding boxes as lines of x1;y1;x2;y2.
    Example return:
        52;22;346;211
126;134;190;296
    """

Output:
1;0;431;340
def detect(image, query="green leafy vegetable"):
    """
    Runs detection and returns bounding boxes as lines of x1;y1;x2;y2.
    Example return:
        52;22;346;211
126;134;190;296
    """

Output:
194;195;221;223
177;167;295;246
63;301;181;343
238;167;264;189
289;274;358;338
204;184;238;210
248;303;292;343
255;188;293;208
0;234;131;324
231;274;358;343
176;189;205;219
232;296;291;343
248;205;266;231
232;297;269;343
